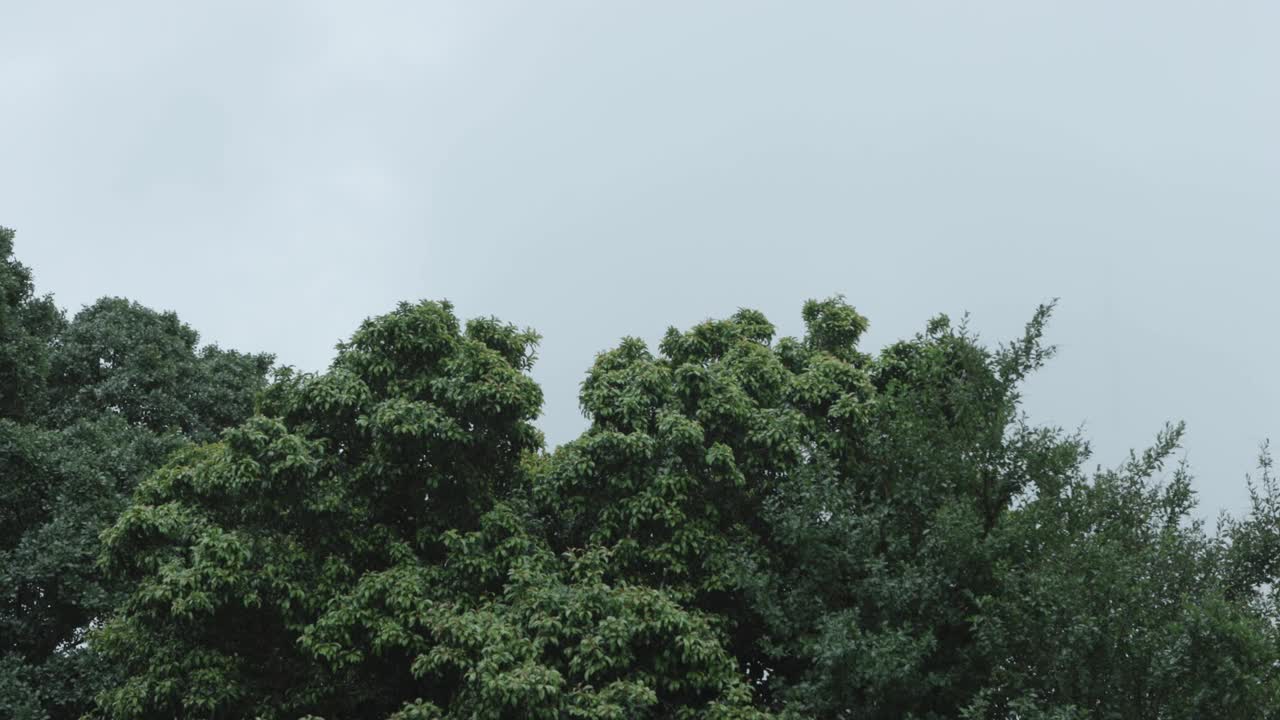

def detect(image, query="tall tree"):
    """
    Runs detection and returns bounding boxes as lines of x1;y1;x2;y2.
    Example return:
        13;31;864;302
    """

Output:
0;229;272;720
967;426;1279;719
1;250;1267;719
93;301;766;719
539;299;1280;718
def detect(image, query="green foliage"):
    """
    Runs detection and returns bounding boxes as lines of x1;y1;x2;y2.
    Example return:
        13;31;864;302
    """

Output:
46;297;273;441
0;227;63;420
971;427;1279;718
5;227;1280;718
0;231;271;720
536;299;1280;718
94;301;765;719
1224;444;1280;615
1;416;183;719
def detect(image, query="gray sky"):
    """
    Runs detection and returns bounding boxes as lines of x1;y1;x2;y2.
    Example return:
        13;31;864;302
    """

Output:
3;1;1276;519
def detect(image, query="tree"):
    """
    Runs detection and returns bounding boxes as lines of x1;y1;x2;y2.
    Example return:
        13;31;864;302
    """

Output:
0;230;272;720
93;301;766;719
1;415;182;719
535;300;875;696
967;427;1279;718
537;299;1280;718
2;236;1272;719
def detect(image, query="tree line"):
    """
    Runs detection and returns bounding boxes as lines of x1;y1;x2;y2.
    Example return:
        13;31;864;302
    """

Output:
3;225;1279;719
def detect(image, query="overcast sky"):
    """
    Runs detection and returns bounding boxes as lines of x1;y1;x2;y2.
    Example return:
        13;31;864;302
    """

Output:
3;1;1276;519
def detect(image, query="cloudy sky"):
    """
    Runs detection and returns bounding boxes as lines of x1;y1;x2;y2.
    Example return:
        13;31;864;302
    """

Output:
2;1;1276;518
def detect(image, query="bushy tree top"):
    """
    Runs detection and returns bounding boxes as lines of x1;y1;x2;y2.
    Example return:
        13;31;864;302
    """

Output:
4;228;1280;719
0;230;273;720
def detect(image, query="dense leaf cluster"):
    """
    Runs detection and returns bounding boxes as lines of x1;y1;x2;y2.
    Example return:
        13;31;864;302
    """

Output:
2;228;1279;718
1;228;273;719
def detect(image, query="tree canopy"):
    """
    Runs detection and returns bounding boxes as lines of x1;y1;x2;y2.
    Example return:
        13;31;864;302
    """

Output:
0;228;273;720
2;228;1279;719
